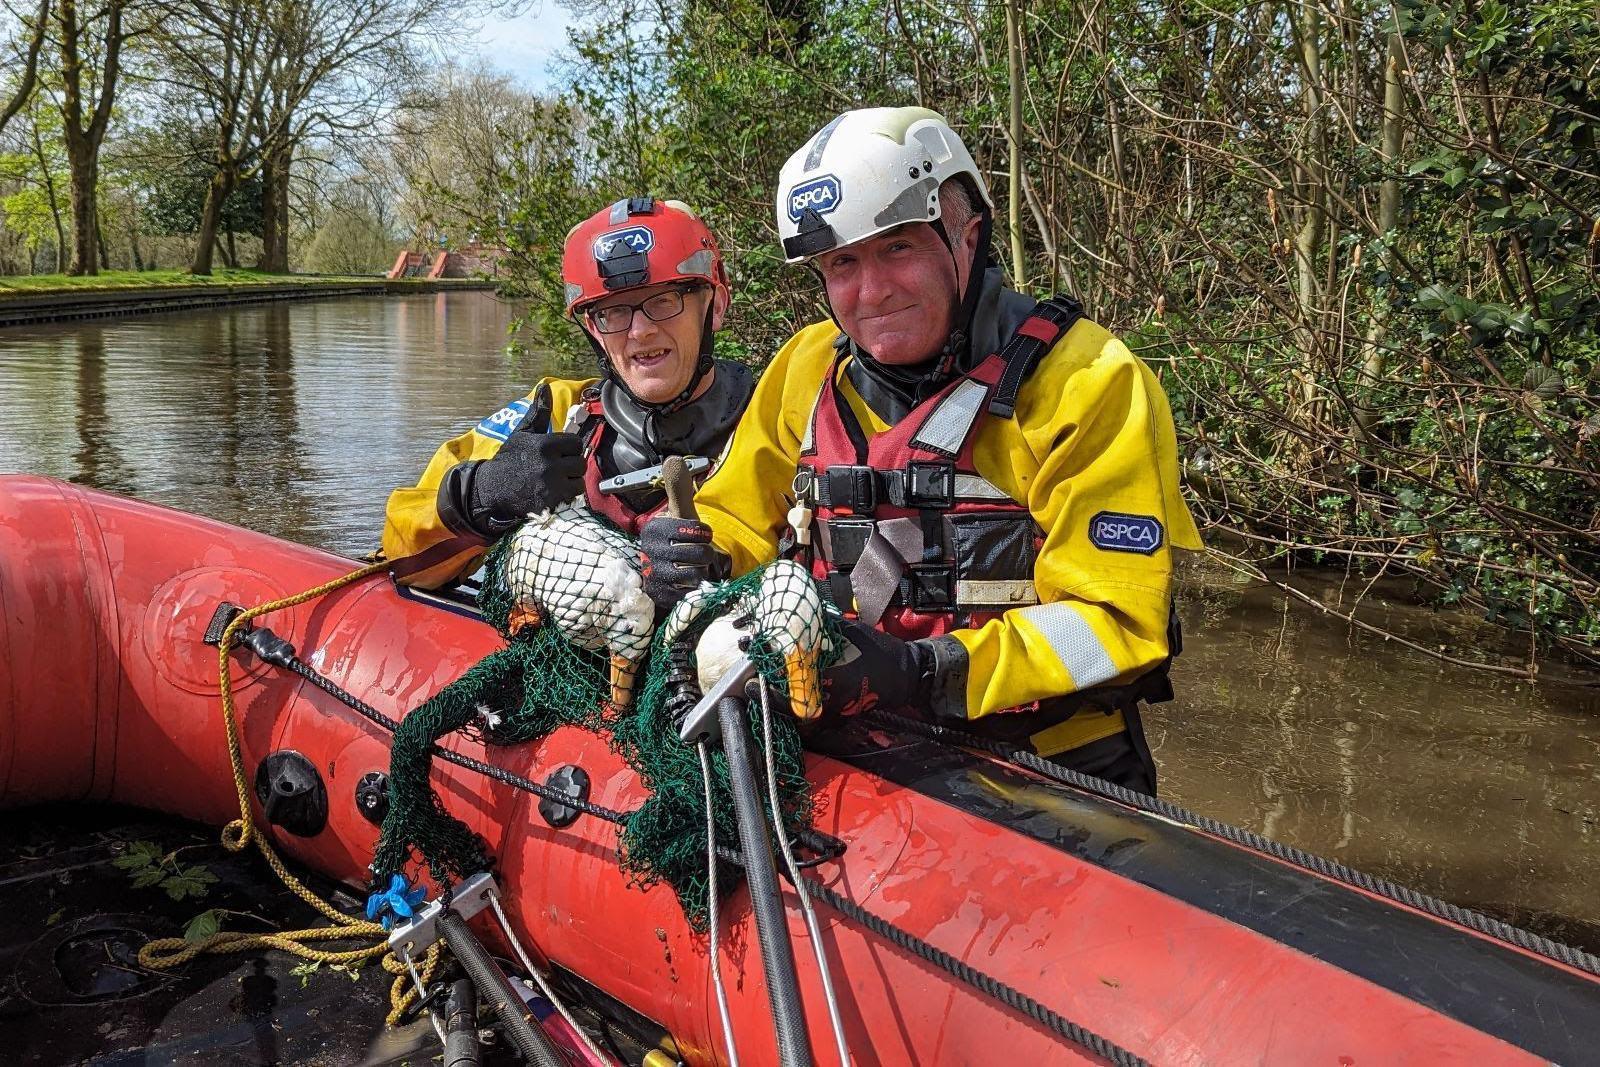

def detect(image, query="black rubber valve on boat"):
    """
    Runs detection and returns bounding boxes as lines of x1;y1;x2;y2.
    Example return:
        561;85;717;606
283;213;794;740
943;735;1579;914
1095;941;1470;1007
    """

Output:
254;751;328;837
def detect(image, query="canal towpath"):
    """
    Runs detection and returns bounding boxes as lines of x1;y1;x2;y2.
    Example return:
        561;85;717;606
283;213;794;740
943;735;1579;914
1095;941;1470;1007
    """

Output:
0;269;496;328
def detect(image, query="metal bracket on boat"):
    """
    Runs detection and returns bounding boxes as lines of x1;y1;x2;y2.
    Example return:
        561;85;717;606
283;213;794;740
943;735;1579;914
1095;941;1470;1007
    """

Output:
387;871;498;956
678;655;757;746
596;455;709;496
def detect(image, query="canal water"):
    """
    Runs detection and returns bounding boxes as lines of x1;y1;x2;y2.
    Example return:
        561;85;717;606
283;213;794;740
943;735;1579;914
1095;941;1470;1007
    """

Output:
2;290;1596;953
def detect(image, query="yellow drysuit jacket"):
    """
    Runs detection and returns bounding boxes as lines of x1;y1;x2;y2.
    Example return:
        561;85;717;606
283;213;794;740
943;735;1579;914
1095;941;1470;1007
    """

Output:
382;377;594;589
696;316;1202;752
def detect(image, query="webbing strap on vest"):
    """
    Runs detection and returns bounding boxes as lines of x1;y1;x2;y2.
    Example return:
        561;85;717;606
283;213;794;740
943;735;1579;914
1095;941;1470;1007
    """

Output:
988;296;1084;419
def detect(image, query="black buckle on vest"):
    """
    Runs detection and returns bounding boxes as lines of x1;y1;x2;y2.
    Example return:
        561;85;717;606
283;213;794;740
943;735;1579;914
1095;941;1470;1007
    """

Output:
905;462;955;509
905;564;955;611
824;465;877;514
825;518;875;568
825;571;855;613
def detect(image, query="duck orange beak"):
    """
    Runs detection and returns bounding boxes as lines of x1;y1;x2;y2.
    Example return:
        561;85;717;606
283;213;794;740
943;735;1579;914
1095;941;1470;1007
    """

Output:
784;648;822;721
609;654;638;711
507;604;544;636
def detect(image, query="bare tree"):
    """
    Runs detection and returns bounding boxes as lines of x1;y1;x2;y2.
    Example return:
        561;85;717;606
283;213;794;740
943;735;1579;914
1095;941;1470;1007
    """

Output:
149;0;458;276
149;0;277;275
0;0;51;135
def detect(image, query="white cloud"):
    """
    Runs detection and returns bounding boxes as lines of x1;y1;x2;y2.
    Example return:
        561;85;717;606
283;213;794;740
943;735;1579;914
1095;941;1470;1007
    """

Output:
471;2;578;92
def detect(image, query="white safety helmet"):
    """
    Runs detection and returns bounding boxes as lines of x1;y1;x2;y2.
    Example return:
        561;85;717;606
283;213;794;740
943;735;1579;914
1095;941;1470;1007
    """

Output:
776;106;994;264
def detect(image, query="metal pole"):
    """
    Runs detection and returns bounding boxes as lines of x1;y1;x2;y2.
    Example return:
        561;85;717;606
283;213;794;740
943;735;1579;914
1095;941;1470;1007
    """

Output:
717;696;815;1067
439;910;565;1067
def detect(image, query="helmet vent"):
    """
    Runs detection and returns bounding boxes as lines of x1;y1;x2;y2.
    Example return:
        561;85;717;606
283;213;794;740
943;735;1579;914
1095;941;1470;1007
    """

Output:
804;113;847;172
914;125;954;164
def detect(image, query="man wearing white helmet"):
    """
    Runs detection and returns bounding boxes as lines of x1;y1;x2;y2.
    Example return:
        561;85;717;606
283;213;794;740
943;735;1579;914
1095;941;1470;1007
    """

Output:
687;106;1201;791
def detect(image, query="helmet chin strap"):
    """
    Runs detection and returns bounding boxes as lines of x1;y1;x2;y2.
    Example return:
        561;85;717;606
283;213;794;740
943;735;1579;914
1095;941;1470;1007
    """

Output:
928;208;995;377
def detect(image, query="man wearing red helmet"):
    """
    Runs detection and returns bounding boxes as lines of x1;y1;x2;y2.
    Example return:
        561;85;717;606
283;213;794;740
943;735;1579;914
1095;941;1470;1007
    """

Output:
382;197;753;591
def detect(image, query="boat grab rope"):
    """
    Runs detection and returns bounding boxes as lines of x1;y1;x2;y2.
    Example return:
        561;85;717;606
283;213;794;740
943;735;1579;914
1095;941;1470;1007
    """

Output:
799;876;1149;1067
137;560;442;1028
864;708;1600;982
280;636;1143;1065
275;629;846;869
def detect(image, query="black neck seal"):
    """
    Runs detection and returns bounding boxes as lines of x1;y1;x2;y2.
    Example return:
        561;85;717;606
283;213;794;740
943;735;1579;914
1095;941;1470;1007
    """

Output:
598;358;754;475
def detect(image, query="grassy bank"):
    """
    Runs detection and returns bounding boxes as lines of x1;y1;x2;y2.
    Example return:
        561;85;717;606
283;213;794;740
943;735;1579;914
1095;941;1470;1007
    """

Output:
0;268;369;292
0;269;498;297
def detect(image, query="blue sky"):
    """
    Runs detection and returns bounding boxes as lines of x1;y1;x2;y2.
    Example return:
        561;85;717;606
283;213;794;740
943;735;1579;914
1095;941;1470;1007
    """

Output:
471;2;579;92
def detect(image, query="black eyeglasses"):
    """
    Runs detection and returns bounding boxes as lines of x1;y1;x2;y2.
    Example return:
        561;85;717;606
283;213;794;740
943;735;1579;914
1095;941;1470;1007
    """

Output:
587;285;704;335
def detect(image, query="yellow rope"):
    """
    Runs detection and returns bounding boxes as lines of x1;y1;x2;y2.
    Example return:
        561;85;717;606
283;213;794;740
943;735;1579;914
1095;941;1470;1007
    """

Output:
136;560;441;1024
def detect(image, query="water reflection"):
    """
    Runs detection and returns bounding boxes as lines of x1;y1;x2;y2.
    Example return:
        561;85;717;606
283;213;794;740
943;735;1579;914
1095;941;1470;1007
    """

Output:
1;291;1596;955
0;292;546;553
1154;571;1600;952
72;330;133;494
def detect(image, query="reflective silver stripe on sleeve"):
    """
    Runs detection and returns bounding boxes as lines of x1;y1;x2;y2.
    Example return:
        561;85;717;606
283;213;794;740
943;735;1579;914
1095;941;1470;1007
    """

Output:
956;579;1039;607
911;378;988;455
1016;603;1119;688
952;474;1011;501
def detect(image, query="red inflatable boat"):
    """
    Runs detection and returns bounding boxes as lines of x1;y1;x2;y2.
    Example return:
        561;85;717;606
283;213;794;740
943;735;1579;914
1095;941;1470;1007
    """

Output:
3;473;1598;1065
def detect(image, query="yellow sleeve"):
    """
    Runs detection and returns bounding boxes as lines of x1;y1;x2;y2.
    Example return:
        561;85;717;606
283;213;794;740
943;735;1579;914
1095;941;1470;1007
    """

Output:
381;377;594;588
943;326;1202;719
697;323;838;575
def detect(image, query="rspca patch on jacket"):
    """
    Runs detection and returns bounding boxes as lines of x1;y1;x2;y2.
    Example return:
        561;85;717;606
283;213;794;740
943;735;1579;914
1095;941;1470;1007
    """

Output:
787;174;842;222
1089;512;1164;555
475;398;531;442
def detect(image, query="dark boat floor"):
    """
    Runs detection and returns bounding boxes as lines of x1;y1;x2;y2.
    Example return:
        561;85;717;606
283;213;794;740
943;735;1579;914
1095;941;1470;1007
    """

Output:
0;804;519;1066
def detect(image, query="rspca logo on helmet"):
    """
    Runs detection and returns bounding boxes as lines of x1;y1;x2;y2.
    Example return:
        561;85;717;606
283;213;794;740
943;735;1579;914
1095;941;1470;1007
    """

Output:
594;225;654;258
1089;512;1164;555
475;398;531;442
787;175;842;223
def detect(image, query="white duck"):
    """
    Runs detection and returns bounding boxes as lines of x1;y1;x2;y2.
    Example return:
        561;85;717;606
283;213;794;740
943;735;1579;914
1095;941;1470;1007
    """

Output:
501;501;655;709
660;559;828;720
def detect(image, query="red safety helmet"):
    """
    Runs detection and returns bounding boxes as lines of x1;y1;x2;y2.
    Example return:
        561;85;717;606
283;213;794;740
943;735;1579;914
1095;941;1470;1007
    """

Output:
561;196;730;413
562;197;729;315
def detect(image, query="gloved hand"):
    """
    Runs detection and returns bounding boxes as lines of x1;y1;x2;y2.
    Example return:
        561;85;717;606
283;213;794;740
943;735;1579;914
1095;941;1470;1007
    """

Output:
639;514;726;612
464;419;585;535
820;619;936;720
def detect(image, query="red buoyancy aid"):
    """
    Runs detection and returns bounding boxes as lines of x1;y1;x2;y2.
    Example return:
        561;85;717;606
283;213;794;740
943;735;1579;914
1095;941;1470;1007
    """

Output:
795;298;1083;641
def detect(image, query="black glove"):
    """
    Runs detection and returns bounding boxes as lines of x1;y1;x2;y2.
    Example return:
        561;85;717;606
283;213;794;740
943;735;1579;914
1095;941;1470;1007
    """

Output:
820;619;936;720
455;418;585;537
639;514;726;612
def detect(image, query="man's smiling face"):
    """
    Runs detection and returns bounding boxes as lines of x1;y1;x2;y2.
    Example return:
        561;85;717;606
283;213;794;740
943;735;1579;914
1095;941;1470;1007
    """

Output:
814;217;979;365
586;282;715;403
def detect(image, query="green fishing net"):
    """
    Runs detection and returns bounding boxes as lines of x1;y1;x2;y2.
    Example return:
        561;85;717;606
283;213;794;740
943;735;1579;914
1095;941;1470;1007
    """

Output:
371;511;843;932
370;531;612;885
617;560;843;929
